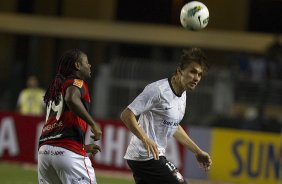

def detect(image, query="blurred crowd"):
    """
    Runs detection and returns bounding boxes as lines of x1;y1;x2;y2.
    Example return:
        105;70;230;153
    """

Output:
210;41;282;133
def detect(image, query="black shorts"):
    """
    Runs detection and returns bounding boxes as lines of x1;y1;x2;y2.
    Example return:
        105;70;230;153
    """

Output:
127;156;187;184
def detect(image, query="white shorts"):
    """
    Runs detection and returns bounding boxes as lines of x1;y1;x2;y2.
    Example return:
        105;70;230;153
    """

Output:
38;145;97;184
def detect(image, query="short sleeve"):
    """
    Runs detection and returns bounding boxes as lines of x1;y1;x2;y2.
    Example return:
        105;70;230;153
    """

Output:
63;79;85;97
128;84;160;116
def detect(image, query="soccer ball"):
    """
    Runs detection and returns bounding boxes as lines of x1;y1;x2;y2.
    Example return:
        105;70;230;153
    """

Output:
180;1;209;31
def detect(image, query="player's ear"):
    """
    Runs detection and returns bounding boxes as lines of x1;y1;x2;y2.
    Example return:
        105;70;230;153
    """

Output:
74;62;80;70
177;67;183;75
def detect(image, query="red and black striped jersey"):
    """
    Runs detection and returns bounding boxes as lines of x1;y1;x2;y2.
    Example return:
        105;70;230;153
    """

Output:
39;78;90;156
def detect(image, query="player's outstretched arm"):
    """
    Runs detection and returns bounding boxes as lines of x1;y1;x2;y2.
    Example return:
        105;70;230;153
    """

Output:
173;125;212;171
120;107;159;160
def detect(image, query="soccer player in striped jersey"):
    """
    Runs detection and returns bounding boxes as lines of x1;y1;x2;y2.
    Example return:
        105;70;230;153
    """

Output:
38;49;102;184
121;48;212;184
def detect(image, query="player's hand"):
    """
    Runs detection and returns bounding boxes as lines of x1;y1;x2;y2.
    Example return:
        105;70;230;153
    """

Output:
142;137;159;160
85;144;101;155
91;124;102;141
195;150;212;171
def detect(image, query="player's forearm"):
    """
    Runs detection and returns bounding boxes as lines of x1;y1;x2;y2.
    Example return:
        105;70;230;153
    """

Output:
174;126;202;154
120;108;148;142
66;98;95;127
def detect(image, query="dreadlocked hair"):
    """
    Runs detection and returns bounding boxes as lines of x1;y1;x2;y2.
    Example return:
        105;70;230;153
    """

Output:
44;49;85;105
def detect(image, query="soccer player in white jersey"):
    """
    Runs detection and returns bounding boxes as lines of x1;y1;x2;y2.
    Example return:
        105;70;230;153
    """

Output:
121;48;212;184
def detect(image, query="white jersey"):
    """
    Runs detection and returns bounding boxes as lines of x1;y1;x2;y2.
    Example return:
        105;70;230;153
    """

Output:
124;78;186;161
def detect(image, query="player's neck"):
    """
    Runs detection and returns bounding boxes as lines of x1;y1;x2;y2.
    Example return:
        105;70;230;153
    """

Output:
170;75;184;96
74;72;85;81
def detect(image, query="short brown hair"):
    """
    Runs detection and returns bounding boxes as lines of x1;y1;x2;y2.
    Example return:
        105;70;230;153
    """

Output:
178;48;209;74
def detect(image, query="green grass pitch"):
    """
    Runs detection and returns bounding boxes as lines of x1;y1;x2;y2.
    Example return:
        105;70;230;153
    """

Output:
0;163;134;184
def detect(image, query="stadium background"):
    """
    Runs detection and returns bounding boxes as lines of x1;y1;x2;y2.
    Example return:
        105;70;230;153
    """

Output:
0;0;281;184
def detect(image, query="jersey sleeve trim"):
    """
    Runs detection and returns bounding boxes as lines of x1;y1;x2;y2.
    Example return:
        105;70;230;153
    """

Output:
127;105;139;116
62;79;85;98
73;79;84;88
